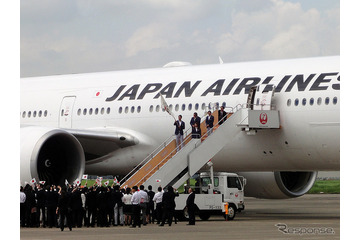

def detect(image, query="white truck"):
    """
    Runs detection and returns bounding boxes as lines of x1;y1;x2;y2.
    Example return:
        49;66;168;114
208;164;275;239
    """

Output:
174;172;246;220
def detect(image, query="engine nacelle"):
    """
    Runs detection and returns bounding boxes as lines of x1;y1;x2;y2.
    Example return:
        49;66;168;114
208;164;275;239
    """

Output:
21;126;85;186
240;171;317;199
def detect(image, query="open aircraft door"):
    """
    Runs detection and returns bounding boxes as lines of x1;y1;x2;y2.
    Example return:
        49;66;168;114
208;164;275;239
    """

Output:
59;96;76;128
252;85;275;110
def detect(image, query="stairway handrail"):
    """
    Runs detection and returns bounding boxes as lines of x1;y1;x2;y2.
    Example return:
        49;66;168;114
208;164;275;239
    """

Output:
119;114;207;186
196;104;242;146
132;106;240;187
132;132;195;187
120;102;275;187
118;132;177;185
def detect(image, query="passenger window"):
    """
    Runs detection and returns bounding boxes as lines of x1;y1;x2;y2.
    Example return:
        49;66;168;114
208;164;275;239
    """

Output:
188;103;192;111
44;110;48;117
125;107;129;113
61;109;64;116
95;108;99;115
156;105;160;112
131;106;135;113
101;108;105;114
294;98;299;106
333;97;338;105
175;104;179;111
149;105;153;112
137;106;141;113
89;108;93;115
107;107;111;114
83;109;87;115
195;103;199;110
222;102;226;108
182;104;186;111
22;111;26;118
119;107;123;114
201;103;206;110
325;97;330;105
39;111;42;117
317;97;322;105
302;98;306;106
309;98;314;106
287;99;291;106
33;111;37;117
256;98;260;106
77;109;81;116
28;111;31;118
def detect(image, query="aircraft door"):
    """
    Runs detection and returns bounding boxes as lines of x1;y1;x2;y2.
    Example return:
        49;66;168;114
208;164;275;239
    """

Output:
59;96;76;128
247;86;257;109
253;85;275;110
227;176;243;205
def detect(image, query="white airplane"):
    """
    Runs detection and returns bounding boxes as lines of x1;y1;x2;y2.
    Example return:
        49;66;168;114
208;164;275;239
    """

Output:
20;56;339;199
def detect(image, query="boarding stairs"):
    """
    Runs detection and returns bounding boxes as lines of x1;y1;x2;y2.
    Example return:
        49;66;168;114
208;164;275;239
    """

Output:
119;101;280;190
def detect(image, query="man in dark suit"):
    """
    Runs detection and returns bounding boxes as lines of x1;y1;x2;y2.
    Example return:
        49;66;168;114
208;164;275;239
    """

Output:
45;185;58;228
205;111;214;136
86;186;97;227
35;184;46;227
57;189;72;231
190;112;201;130
113;185;124;226
96;187;108;227
186;188;196;225
218;106;227;125
147;185;155;224
174;115;185;151
70;187;83;228
159;186;178;226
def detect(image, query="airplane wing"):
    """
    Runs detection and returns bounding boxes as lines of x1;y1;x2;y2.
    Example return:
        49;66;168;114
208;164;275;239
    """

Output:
64;128;139;160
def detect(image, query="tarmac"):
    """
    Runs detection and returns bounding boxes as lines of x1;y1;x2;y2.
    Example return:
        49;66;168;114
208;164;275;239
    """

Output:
20;194;340;240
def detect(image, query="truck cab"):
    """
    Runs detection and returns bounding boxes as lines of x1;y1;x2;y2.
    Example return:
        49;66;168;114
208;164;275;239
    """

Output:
175;172;246;221
200;172;245;217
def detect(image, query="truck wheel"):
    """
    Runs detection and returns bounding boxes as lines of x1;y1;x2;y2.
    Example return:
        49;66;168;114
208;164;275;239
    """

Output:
199;212;211;221
224;204;236;220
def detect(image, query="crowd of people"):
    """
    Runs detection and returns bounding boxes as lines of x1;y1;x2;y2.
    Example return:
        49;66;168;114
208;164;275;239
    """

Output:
20;109;227;231
20;182;195;231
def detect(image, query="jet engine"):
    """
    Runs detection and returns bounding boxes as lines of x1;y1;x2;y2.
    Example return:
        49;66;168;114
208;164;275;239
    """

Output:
20;126;85;185
240;171;317;199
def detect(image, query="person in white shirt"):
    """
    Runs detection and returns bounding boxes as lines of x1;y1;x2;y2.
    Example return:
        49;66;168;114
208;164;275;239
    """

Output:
153;186;163;224
138;185;149;225
130;186;141;228
122;187;132;226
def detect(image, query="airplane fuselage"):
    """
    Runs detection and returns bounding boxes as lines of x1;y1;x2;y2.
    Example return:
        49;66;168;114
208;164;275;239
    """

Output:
20;56;340;176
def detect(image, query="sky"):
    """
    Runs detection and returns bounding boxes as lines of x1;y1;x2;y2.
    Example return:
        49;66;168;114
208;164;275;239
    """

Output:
20;0;340;77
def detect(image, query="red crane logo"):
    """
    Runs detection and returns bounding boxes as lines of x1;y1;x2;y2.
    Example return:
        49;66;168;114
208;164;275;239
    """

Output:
260;112;268;124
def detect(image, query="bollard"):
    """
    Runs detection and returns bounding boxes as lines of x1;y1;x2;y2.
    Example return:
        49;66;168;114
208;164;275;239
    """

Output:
225;202;229;221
